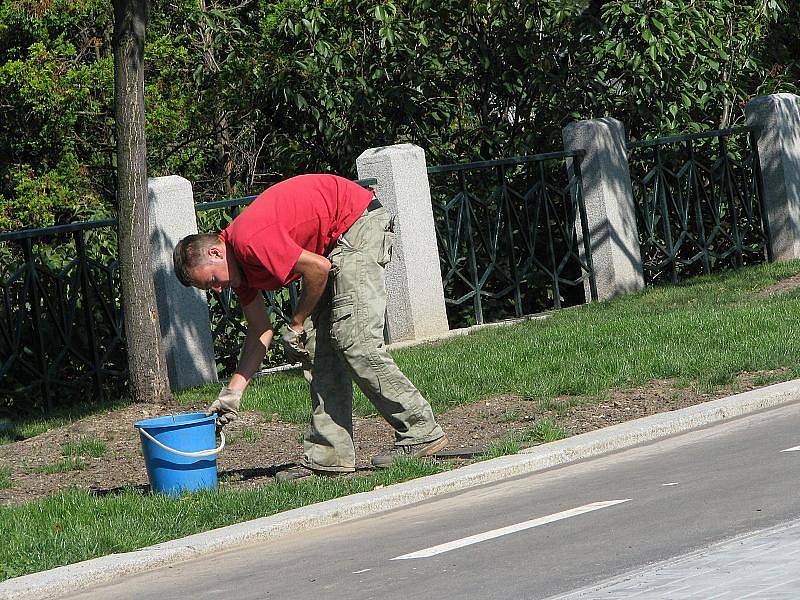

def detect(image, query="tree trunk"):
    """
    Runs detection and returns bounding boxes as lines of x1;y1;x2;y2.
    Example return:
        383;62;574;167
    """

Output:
112;0;171;403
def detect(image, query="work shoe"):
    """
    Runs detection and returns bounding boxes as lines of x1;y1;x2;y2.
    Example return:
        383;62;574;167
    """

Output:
371;435;449;469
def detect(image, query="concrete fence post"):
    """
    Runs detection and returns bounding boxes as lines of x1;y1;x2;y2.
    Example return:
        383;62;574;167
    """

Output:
356;143;450;342
745;93;800;261
563;118;645;301
148;175;218;390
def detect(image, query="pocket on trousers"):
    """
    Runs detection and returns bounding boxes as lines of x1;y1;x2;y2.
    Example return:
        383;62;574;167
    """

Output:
330;294;356;350
378;229;395;267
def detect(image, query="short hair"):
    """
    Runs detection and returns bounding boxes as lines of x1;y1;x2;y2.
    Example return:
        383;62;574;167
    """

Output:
173;233;220;287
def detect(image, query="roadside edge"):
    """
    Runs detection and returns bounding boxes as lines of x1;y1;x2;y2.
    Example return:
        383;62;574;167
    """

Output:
3;378;799;600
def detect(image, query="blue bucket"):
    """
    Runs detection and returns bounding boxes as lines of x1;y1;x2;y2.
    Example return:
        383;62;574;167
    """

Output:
134;412;225;496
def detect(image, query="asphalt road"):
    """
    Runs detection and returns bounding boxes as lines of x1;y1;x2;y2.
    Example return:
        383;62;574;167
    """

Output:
65;401;800;600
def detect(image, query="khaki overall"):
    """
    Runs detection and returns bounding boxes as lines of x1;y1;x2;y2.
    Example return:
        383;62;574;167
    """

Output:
301;204;444;472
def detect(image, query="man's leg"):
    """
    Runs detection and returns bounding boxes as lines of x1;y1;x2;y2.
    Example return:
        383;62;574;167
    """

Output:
299;291;357;472
327;207;446;452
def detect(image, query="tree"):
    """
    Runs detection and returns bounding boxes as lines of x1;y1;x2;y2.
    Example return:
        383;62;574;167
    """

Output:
112;0;170;403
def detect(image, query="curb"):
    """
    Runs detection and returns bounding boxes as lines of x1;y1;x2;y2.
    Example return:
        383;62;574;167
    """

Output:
3;378;800;599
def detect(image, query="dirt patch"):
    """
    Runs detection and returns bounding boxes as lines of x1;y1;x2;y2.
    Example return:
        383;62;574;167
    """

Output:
0;368;792;506
757;273;800;297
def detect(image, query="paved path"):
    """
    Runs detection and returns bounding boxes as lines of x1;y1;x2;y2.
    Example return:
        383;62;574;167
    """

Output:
61;401;800;600
553;520;800;599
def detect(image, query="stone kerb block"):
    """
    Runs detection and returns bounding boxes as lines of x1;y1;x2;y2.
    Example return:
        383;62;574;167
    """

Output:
356;144;450;342
563;117;644;302
148;175;218;390
746;93;800;261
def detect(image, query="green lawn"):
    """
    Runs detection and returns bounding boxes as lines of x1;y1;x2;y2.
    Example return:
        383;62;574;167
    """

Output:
4;260;800;580
0;458;445;581
179;260;800;423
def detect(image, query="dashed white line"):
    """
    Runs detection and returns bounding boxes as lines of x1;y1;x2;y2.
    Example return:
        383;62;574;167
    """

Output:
352;569;371;574
662;482;680;486
781;445;800;453
390;499;632;560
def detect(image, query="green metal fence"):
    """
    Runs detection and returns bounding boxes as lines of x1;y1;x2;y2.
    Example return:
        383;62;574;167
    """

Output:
627;127;770;285
428;151;596;328
0;220;126;415
0;179;377;414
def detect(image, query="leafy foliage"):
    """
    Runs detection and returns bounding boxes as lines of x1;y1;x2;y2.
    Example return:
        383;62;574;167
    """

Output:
1;0;796;230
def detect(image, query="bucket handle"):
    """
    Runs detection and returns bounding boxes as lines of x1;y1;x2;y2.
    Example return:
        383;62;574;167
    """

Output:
139;426;225;458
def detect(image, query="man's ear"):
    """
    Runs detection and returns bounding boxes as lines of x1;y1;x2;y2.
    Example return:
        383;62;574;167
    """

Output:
208;244;224;260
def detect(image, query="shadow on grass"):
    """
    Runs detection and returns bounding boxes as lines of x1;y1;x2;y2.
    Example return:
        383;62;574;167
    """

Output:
89;483;151;497
220;464;290;482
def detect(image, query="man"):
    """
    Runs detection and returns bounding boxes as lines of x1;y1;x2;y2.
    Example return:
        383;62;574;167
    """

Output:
173;174;448;481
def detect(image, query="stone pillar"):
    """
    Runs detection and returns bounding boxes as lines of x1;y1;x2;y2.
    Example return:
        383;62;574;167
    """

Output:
745;93;800;261
148;176;218;390
563;118;644;301
356;143;450;342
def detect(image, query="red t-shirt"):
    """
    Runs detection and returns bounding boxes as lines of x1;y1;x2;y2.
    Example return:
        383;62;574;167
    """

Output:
220;174;374;305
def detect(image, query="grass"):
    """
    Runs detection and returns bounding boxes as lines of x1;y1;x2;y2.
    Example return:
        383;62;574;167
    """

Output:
0;457;445;581
6;261;800;579
226;427;259;446
61;438;107;459
0;467;11;490
537;398;585;416
498;409;521;423
171;260;800;423
480;420;569;459
31;458;87;475
1;398;129;446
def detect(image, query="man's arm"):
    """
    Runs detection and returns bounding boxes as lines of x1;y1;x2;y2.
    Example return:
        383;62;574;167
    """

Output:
228;295;274;391
289;249;331;331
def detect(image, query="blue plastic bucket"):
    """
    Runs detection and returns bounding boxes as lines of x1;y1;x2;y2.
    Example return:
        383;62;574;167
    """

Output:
134;412;224;496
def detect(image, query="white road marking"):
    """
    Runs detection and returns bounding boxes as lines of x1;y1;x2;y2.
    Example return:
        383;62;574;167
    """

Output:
662;482;680;486
781;445;800;453
352;569;371;574
390;499;632;560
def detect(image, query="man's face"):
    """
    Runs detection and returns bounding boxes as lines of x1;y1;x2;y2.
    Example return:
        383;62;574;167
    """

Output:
189;244;240;293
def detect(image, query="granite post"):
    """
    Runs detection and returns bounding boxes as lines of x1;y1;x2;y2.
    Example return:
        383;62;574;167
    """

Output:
148;176;218;389
745;93;800;261
356;144;450;342
563;118;644;301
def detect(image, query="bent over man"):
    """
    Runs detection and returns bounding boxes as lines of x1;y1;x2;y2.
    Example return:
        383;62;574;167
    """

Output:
173;174;447;481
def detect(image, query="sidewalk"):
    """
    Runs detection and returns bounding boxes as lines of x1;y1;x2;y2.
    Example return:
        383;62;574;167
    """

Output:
551;520;800;599
3;379;800;600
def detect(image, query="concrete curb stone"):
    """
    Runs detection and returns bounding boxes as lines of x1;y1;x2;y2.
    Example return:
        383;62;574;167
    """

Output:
3;378;800;599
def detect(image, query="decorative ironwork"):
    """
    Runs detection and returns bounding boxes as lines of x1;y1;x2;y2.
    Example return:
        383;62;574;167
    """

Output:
0;178;378;413
627;127;770;285
0;221;126;415
428;152;596;328
195;178;378;378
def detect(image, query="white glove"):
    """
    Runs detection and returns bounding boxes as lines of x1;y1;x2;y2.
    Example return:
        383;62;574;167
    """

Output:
280;324;310;364
206;387;243;426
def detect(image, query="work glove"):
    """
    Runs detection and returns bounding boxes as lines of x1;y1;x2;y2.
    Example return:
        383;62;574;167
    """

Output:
206;387;243;427
280;324;310;365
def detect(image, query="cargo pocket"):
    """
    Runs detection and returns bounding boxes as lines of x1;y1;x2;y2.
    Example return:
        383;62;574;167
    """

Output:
378;228;395;267
330;293;356;351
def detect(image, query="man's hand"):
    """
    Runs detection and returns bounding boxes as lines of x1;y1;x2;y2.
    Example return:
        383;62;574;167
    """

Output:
280;324;310;364
206;387;243;426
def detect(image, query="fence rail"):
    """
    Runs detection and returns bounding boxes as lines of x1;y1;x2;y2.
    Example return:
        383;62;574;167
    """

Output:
428;150;596;328
627;126;770;285
0;221;125;414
